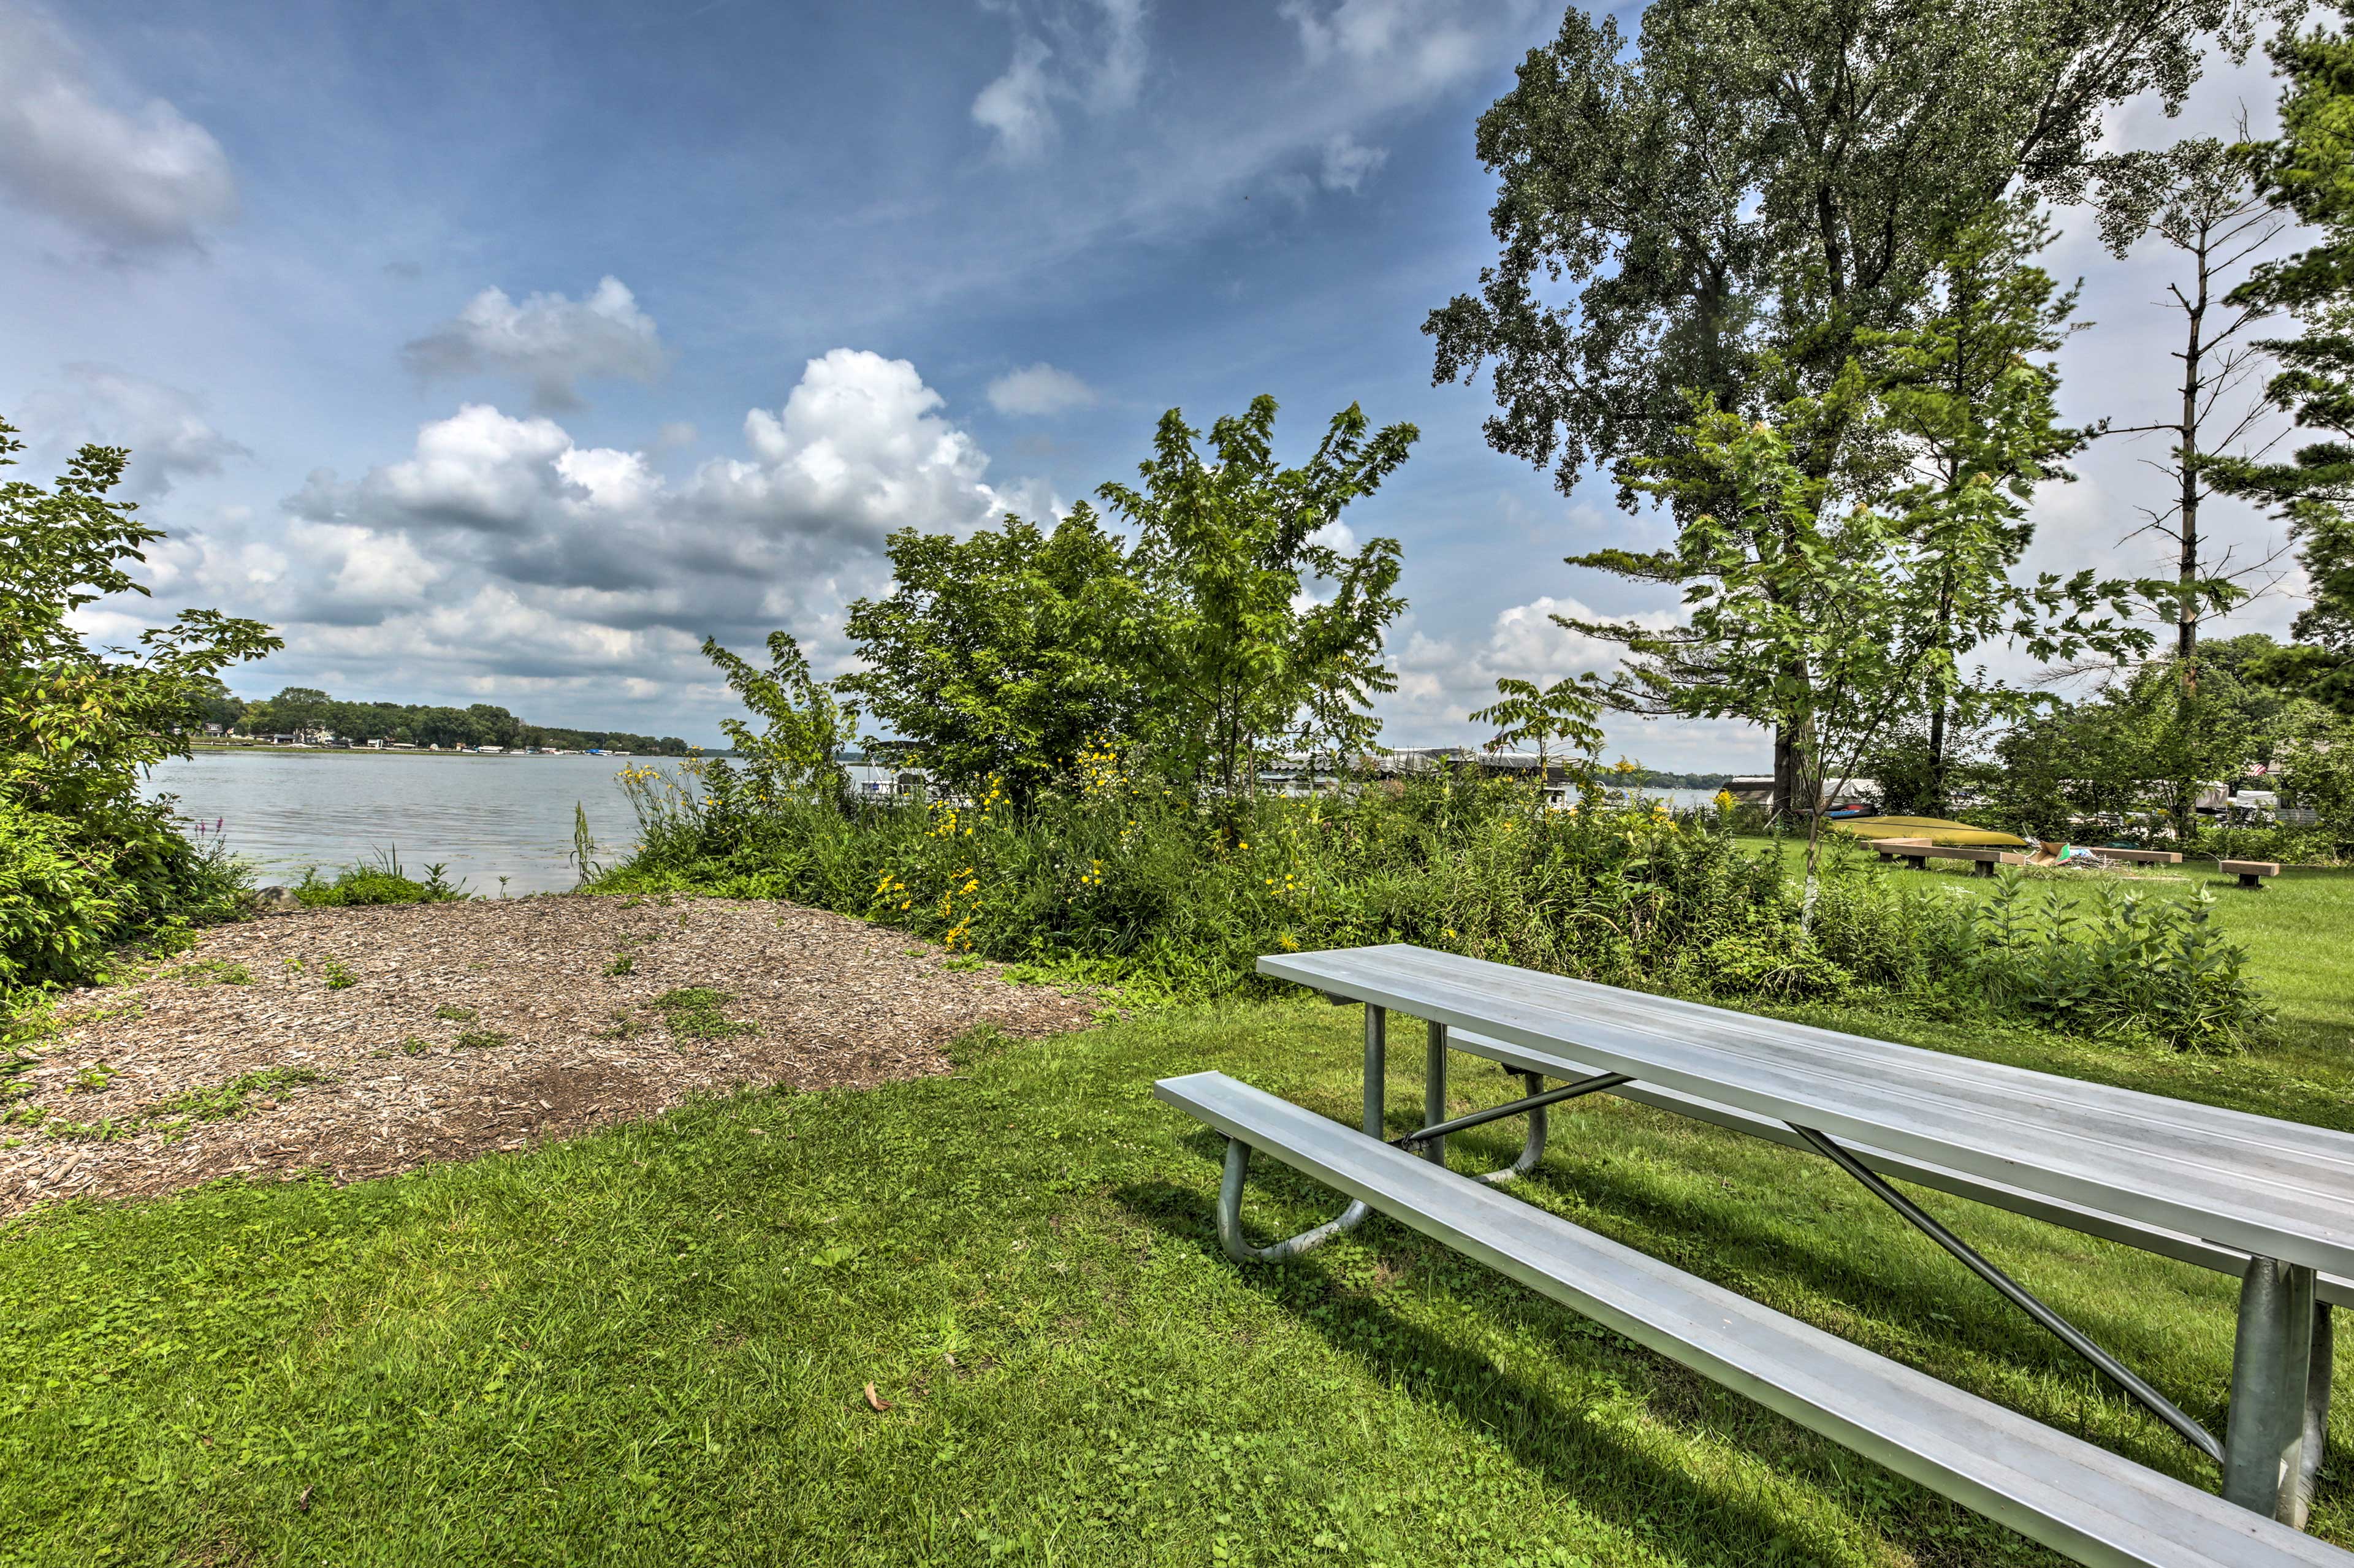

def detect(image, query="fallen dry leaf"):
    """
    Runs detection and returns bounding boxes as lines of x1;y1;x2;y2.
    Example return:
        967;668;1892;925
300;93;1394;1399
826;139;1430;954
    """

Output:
863;1382;891;1413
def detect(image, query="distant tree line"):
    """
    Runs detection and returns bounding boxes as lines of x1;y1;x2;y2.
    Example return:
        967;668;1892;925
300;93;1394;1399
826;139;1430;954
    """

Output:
201;684;692;755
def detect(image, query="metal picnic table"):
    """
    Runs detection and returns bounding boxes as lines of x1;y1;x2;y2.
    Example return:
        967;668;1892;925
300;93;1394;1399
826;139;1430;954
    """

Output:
1253;943;2348;1529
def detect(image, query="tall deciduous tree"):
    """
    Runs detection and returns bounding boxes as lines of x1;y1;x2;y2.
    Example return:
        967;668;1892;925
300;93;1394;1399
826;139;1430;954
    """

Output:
2089;135;2287;700
1570;387;2144;916
1427;0;2272;810
1580;396;1918;918
837;505;1141;810
2215;2;2354;711
1098;397;1412;804
1869;203;2088;810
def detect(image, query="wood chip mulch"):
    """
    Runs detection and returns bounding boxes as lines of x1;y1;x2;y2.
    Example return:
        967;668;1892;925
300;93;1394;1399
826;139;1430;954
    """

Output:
1;895;1104;1220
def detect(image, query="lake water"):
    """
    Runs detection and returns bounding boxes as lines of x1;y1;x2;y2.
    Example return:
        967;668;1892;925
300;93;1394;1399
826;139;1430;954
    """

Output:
143;751;676;895
141;752;1727;897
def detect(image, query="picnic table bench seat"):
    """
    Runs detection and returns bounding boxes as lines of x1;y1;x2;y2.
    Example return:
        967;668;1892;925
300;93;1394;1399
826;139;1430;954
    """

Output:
1157;1070;2353;1568
1872;838;2028;875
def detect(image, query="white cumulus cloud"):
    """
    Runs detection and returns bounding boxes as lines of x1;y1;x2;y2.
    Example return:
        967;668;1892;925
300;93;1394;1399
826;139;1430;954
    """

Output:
401;276;668;412
248;349;1011;688
708;347;1000;545
0;3;237;251
986;362;1099;417
1392;595;1666;722
371;405;577;531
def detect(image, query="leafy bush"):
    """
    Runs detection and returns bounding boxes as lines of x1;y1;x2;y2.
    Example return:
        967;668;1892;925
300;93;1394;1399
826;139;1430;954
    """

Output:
608;763;1795;994
602;760;2270;1049
0;801;121;991
1966;869;2268;1051
1;415;278;997
294;854;468;907
0;796;248;991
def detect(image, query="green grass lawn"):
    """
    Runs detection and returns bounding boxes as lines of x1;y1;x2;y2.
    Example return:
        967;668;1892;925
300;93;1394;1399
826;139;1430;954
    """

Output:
4;988;2349;1566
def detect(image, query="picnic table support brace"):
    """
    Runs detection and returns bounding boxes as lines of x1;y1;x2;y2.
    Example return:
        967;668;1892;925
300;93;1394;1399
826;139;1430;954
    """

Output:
1790;1124;2226;1467
2305;1304;2334;1517
2224;1255;2326;1526
1214;1005;1386;1263
1397;1070;1633;1151
1412;1022;1591;1184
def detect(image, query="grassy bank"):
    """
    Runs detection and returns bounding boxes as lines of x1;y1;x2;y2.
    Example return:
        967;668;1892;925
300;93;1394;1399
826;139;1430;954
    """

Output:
1756;840;2354;1059
4;994;2347;1567
598;772;2269;1050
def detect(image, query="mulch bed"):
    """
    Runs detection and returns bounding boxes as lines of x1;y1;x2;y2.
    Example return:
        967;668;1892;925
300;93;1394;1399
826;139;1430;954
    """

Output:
1;895;1103;1220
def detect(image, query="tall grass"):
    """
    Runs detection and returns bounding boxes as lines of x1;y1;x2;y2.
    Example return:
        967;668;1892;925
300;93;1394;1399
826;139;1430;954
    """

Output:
599;761;2268;1050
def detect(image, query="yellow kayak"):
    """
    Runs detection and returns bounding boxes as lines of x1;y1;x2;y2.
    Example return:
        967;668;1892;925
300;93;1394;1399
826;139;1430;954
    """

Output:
1827;815;2028;849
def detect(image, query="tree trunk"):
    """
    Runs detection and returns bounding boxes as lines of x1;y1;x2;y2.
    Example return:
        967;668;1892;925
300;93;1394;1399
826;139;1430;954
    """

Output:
1925;564;1956;816
2172;229;2210;845
1773;724;1798;820
1925;698;1948;816
2178;234;2207;685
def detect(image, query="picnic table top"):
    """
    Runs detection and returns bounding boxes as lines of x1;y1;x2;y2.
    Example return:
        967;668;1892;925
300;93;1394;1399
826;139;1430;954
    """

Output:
1259;943;2354;1282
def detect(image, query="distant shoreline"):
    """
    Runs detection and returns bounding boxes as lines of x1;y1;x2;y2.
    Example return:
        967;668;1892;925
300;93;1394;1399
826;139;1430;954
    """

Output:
178;742;690;760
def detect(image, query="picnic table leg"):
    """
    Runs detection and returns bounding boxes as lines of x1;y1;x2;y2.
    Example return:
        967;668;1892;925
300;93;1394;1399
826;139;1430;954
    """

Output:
2299;1303;2334;1527
1476;1071;1548;1187
1211;1004;1381;1263
2223;1255;2320;1524
1423;1019;1448;1168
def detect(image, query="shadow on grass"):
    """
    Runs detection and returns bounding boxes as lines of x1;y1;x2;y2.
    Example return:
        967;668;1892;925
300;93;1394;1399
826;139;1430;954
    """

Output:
1115;1155;2043;1568
1504;1139;2239;1466
1179;1098;2237;1469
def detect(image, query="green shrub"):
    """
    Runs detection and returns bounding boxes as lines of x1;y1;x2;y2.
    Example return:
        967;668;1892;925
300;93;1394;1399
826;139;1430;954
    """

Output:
0;801;123;991
295;853;467;907
601;763;2272;1051
1967;869;2268;1052
1;414;277;1000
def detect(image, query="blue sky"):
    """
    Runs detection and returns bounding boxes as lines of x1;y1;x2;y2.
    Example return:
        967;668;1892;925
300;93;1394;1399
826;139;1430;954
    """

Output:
1;0;2311;763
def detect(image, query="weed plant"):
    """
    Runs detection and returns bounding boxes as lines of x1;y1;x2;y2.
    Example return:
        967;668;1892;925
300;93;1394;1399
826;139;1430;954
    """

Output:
294;850;468;908
648;987;751;1042
149;1067;330;1122
601;762;2268;1050
1967;870;2270;1046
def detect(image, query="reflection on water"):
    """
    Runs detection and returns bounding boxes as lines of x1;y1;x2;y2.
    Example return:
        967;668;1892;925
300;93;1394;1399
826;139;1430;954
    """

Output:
141;751;661;895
